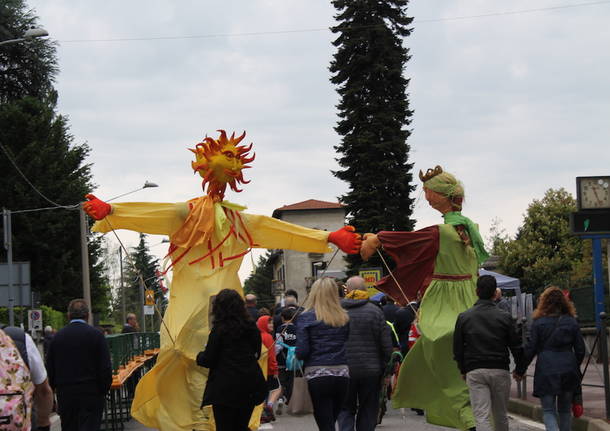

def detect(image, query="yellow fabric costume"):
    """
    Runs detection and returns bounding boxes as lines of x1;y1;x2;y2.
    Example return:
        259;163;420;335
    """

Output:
93;199;332;430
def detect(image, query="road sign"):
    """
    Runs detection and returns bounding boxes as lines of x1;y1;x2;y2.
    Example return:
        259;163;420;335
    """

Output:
0;262;31;307
145;289;155;306
359;268;382;297
144;305;154;315
28;309;42;331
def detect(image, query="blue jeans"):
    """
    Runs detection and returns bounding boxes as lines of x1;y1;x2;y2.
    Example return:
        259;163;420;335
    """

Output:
540;392;572;431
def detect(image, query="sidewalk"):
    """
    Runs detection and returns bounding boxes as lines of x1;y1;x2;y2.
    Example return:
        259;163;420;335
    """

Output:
509;358;610;431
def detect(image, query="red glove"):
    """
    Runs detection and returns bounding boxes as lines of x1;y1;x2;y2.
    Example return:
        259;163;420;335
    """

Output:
83;194;111;220
328;226;362;254
572;403;583;418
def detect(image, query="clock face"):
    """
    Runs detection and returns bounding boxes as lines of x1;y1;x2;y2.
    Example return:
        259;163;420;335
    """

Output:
579;177;610;209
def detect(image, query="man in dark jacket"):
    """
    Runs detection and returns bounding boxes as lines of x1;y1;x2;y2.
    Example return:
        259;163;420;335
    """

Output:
394;299;419;356
273;292;299;332
453;275;524;431
47;299;113;431
338;276;393;431
121;313;139;333
380;296;399;324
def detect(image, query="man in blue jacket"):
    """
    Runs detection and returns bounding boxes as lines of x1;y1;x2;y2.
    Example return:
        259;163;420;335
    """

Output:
338;276;393;431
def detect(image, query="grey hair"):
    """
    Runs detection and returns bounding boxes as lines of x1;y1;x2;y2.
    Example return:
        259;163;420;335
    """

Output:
346;276;367;292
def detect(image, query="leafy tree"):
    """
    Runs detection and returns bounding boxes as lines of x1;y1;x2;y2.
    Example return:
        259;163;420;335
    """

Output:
0;0;58;103
497;188;591;292
121;234;160;330
330;0;416;272
486;217;510;256
243;251;275;309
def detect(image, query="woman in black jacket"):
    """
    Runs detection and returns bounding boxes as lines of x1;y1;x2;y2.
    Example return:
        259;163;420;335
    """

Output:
196;289;267;430
515;286;585;431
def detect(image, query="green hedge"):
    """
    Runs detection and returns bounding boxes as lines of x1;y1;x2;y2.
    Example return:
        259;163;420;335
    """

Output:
0;306;66;330
41;305;67;330
0;306;27;327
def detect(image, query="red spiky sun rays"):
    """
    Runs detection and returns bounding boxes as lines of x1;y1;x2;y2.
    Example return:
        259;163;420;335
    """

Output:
190;130;255;201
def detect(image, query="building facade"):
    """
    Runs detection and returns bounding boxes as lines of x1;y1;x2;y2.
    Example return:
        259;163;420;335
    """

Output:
270;199;348;302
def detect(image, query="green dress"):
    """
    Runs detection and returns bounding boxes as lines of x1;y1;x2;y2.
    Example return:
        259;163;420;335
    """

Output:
380;223;478;430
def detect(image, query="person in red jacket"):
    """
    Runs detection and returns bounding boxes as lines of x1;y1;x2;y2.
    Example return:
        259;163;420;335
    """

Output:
257;315;281;422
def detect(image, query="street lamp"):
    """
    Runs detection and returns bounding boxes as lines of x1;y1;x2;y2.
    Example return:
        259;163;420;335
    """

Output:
107;181;159;202
81;181;159;324
0;27;49;47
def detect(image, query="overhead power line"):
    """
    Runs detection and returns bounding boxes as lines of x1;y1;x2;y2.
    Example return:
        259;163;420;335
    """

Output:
417;0;610;23
57;0;610;44
0;143;78;210
12;205;78;214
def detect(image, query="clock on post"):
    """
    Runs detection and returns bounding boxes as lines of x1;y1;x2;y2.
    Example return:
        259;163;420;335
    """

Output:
576;176;610;210
571;176;610;235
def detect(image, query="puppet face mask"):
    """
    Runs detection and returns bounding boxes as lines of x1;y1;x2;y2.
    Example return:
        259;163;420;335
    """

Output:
190;130;255;200
424;187;452;214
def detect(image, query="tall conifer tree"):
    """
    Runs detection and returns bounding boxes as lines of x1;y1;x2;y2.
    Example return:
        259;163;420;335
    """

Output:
121;234;160;329
0;0;58;103
1;1;109;314
330;0;416;271
243;251;275;309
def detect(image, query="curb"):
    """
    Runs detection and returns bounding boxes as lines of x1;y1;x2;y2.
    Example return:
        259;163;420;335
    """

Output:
509;398;609;431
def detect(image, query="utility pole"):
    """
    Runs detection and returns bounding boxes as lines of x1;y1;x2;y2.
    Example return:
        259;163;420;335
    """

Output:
3;209;14;326
139;277;146;332
120;247;125;324
79;205;92;324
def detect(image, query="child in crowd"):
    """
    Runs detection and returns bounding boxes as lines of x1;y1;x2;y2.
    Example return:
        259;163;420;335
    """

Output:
257;315;281;423
275;307;298;414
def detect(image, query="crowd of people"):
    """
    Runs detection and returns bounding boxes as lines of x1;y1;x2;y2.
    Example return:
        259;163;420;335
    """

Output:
197;278;396;431
0;276;590;431
196;278;587;431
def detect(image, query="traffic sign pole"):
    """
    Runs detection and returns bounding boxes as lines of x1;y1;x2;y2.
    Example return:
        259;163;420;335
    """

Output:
592;238;606;329
3;209;14;327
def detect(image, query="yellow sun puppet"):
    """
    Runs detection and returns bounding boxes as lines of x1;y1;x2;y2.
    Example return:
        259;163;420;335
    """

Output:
83;130;361;431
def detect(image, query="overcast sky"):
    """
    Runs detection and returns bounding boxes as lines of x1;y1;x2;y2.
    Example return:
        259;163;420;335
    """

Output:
27;0;610;280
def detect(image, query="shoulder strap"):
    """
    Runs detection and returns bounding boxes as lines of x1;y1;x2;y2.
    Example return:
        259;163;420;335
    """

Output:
387;321;399;344
277;341;294;350
2;326;29;369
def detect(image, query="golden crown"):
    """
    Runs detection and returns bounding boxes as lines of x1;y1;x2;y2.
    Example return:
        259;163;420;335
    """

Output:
419;165;443;182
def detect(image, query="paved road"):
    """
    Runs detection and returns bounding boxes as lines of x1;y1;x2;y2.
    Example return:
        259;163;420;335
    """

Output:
123;404;544;430
259;406;543;431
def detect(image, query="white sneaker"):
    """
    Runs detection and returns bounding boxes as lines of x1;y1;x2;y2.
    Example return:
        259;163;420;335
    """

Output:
276;398;284;416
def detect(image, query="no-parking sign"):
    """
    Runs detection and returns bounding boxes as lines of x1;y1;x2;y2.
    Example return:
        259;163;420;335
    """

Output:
28;309;43;331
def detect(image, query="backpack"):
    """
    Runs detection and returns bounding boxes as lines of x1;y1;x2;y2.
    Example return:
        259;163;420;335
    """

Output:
277;341;303;372
0;326;29;369
0;329;34;431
